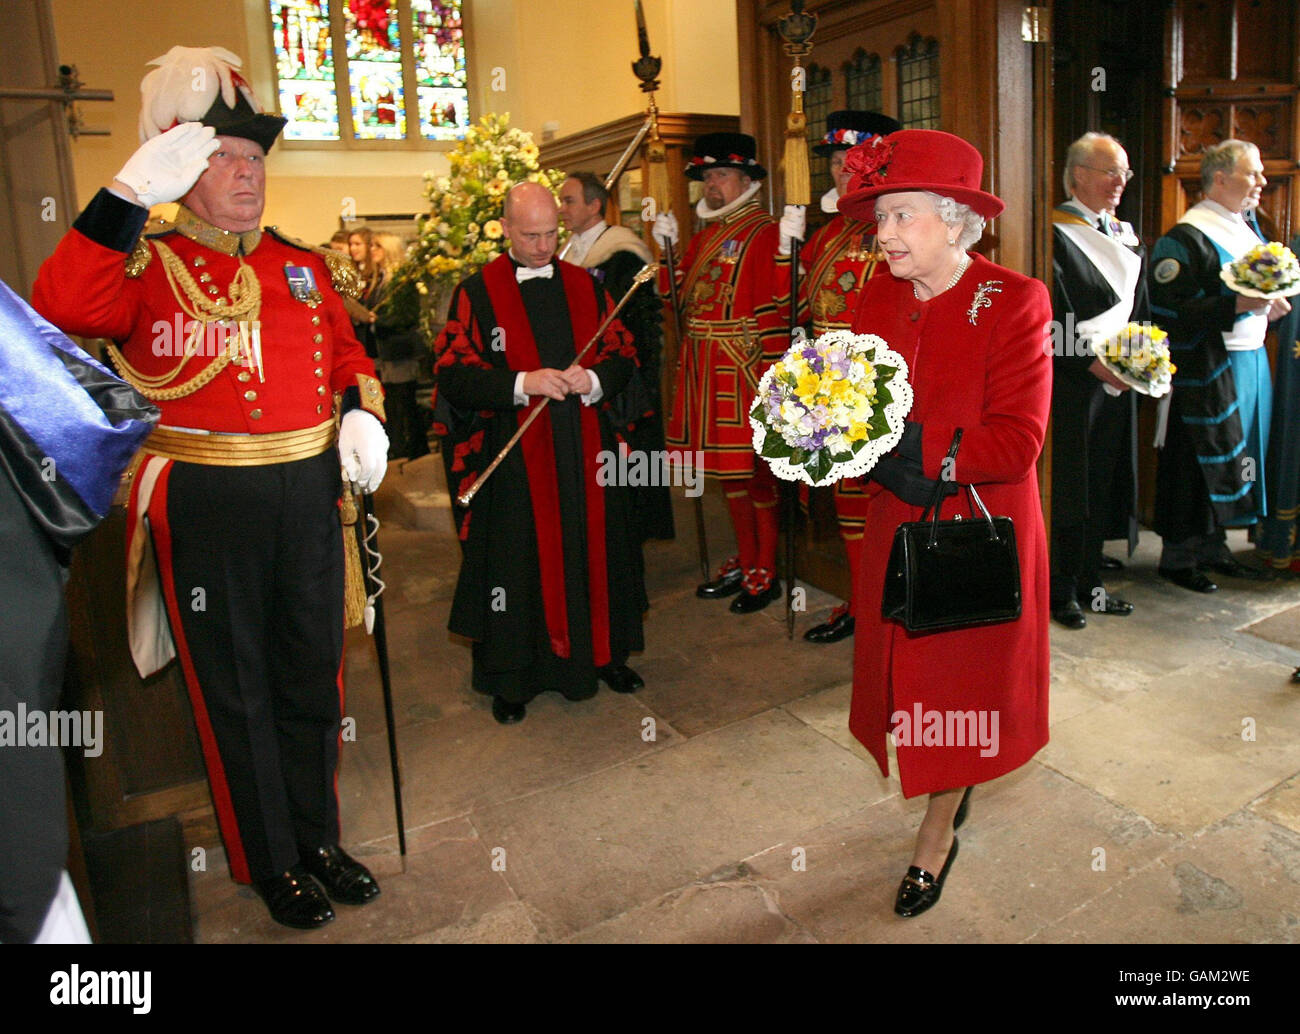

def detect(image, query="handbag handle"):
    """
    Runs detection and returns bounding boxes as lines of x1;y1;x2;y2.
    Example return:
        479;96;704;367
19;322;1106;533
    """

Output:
919;428;963;525
921;429;1004;547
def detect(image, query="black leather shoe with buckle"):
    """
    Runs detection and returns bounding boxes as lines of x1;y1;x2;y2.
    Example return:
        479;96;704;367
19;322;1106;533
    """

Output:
697;559;744;599
254;867;335;929
299;845;380;906
894;837;959;918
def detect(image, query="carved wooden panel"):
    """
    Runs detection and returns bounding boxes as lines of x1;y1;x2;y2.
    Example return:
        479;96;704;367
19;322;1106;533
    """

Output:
1237;0;1296;80
1178;97;1293;158
1233;99;1292;157
1180;0;1235;82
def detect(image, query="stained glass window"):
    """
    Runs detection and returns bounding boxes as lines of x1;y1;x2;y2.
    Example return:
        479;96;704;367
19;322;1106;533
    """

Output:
897;34;940;130
844;50;882;114
803;63;834;200
412;0;467;140
268;0;469;144
272;0;341;141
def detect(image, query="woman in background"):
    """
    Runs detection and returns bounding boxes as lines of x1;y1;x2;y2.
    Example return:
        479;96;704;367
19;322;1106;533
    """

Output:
367;232;428;460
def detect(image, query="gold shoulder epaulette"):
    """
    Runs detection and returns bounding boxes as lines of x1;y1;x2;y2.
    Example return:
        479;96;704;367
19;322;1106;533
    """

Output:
125;237;152;278
266;226;364;300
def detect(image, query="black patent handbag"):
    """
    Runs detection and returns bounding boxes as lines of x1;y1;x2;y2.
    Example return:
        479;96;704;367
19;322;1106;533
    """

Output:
881;429;1022;633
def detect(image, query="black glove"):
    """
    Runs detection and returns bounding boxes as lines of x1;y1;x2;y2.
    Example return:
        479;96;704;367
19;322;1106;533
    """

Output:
870;422;959;507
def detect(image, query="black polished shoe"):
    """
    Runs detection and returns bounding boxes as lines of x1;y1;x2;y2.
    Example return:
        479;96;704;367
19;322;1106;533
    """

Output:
1159;566;1218;593
299;845;380;906
953;786;973;831
696;558;744;599
729;572;782;614
1051;599;1087;630
1089;593;1134;616
804;604;855;643
1100;554;1124;571
894;837;959;918
492;696;526;724
254;867;335;929
599;664;644;694
1203;557;1273;581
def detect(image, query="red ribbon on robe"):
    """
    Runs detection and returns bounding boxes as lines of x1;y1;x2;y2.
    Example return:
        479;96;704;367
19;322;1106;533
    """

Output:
481;256;611;666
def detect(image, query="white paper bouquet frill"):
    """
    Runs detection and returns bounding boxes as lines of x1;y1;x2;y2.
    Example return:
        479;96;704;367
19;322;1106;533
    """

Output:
1220;241;1300;299
749;329;913;487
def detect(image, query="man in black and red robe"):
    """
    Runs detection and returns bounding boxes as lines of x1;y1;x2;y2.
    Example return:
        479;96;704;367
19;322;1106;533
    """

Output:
435;182;646;725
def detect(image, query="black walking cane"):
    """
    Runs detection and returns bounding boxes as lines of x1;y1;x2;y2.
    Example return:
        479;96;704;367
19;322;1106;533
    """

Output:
353;487;407;860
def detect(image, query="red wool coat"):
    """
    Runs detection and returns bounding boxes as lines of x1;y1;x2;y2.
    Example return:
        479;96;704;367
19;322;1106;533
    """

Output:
848;253;1052;798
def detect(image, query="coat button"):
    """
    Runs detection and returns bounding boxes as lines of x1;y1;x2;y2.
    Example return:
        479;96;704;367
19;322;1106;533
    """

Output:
313;351;323;361
317;385;327;396
249;408;263;420
313;333;323;343
910;311;920;322
244;390;258;401
311;315;321;326
314;367;324;378
199;272;212;284
237;371;251;383
316;403;323;414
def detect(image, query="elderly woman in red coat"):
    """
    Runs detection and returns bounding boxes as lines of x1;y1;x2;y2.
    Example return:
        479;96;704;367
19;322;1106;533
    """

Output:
839;130;1052;917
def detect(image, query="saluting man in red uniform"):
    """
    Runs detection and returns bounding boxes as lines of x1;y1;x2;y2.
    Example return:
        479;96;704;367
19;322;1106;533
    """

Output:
33;46;389;931
797;110;900;644
653;133;797;613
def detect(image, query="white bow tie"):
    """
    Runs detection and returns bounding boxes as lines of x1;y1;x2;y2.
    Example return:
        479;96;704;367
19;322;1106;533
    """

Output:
516;264;554;282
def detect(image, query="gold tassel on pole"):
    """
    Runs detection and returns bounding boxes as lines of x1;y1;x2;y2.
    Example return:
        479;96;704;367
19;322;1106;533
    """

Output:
779;1;818;208
340;487;367;629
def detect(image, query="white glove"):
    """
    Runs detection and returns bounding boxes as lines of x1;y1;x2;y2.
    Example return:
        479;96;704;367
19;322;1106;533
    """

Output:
114;122;219;208
339;409;389;494
652;212;679;249
778;204;806;256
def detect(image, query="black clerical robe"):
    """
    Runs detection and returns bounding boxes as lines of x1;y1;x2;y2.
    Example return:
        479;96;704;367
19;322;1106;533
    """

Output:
1050;209;1148;579
434;255;644;702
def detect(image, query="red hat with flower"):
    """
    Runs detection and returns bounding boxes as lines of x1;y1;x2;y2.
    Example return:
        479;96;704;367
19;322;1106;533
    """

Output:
837;129;1004;220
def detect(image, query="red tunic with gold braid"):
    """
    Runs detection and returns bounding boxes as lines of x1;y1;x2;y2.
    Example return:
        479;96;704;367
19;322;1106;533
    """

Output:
665;201;791;480
33;199;382;434
798;212;884;535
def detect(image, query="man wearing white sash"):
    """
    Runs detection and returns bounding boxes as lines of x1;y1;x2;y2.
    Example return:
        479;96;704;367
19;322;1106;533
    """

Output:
1150;139;1290;592
1049;133;1147;629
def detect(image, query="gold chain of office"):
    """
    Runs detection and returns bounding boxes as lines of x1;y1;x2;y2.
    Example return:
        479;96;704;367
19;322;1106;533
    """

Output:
107;239;263;401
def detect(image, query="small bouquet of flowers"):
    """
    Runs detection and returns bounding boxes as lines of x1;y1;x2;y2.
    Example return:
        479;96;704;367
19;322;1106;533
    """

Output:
1220;241;1300;299
750;330;913;486
1093;322;1176;397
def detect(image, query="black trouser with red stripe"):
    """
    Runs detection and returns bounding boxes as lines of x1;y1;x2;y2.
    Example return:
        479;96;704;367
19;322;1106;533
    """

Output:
164;449;344;883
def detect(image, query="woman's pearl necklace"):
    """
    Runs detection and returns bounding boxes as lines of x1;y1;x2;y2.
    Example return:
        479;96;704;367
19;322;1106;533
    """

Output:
914;253;971;300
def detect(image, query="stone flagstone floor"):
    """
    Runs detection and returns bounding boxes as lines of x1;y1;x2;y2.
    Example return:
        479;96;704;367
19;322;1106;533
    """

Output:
184;454;1300;943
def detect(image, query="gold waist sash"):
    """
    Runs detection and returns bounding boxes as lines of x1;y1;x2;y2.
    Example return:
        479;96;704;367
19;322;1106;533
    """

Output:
686;316;754;342
144;419;337;466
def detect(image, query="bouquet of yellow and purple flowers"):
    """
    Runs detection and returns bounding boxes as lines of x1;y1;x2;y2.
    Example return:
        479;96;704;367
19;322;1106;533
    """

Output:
1094;322;1176;397
750;330;913;486
1221;241;1300;299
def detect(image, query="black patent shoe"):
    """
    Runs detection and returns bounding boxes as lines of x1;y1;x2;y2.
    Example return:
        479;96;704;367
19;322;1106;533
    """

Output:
1203;557;1273;581
1100;554;1124;571
299;845;380;906
1159;567;1217;593
1089;593;1134;616
804;604;855;643
599;664;644;694
254;867;335;929
492;696;526;724
729;570;781;613
894;837;959;918
697;558;744;599
953;786;973;831
1051;599;1087;630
